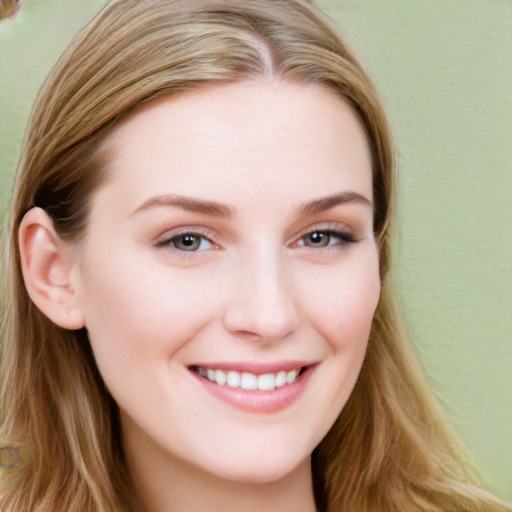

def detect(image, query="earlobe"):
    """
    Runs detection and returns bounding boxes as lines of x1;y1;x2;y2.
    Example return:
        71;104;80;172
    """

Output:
18;207;85;330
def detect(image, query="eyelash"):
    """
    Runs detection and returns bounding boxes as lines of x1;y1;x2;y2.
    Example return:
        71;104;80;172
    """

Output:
295;228;357;249
154;225;358;255
153;228;216;255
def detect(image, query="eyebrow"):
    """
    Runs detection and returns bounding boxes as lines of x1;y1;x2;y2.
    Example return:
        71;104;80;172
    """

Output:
131;190;372;219
132;194;235;218
298;191;373;214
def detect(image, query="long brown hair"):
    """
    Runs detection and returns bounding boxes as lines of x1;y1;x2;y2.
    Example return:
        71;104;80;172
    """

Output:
1;1;508;510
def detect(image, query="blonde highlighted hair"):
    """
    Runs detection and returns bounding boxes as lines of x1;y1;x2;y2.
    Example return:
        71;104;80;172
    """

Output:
0;0;509;510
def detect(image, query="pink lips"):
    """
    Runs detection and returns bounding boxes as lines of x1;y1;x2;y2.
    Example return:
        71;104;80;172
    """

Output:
189;362;316;414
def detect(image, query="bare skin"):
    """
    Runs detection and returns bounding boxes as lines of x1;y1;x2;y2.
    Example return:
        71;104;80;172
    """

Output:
21;80;378;511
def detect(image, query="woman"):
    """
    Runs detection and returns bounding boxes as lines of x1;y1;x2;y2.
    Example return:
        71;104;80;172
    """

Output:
0;0;509;510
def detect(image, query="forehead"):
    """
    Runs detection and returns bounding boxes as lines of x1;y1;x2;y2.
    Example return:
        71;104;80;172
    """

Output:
98;81;372;212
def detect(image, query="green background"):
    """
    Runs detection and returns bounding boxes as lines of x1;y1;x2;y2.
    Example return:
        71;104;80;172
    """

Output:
1;0;511;501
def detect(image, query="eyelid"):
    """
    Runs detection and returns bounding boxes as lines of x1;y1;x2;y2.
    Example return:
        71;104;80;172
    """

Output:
153;226;219;249
290;221;357;245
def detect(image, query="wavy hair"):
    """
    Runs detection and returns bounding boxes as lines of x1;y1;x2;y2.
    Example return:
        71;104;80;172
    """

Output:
1;0;508;510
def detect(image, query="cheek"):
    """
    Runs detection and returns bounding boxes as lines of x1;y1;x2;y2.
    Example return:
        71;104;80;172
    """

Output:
311;254;380;415
75;249;217;374
301;254;381;350
295;256;380;444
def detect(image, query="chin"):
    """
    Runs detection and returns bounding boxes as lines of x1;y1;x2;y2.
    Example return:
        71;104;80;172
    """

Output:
203;451;312;485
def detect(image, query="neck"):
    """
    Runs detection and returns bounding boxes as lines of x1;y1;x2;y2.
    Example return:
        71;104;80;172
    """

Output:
141;459;316;512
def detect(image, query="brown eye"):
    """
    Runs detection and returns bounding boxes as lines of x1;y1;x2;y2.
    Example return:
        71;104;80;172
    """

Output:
299;230;355;249
303;231;330;247
169;234;211;252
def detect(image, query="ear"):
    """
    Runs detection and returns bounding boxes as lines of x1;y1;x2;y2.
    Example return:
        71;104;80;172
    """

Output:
19;207;85;330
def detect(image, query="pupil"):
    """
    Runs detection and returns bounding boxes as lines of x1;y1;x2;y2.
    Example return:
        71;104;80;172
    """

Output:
175;235;200;250
182;236;195;246
310;232;326;245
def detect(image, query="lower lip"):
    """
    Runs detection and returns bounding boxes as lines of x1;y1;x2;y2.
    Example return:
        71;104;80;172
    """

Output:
190;366;315;414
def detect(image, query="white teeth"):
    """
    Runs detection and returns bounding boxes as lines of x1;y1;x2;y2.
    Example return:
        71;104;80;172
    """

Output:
196;366;303;391
240;372;258;390
214;369;227;385
275;371;287;387
227;371;240;387
257;373;275;391
286;370;298;384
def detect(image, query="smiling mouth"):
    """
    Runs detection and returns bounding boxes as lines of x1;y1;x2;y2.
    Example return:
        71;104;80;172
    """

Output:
189;365;308;391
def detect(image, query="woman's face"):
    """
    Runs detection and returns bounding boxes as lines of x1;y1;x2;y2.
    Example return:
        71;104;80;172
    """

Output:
72;81;380;484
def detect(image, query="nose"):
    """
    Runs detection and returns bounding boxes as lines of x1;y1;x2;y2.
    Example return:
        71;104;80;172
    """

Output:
222;250;299;343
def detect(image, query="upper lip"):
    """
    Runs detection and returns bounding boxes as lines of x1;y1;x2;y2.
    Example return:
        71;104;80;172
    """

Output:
188;360;315;374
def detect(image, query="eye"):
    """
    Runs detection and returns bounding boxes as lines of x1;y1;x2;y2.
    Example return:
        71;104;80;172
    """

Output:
299;230;355;248
161;233;213;252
